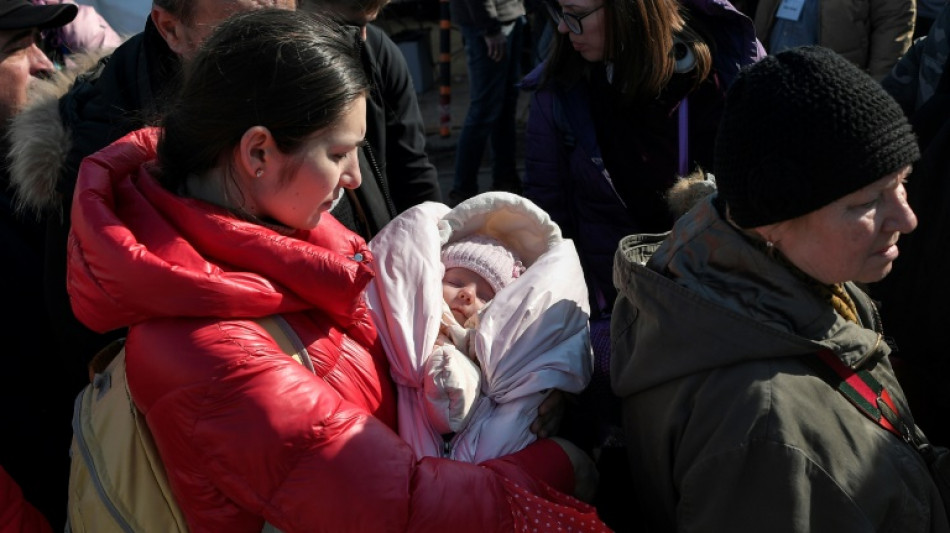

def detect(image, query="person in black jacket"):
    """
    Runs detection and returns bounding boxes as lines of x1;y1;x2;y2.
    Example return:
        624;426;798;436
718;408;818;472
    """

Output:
298;0;442;237
0;2;77;529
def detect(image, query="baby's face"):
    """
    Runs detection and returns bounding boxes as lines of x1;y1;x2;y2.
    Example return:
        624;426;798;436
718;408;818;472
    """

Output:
442;267;495;324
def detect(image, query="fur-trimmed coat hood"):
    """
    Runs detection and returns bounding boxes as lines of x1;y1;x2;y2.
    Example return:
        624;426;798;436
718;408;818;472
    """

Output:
6;49;111;220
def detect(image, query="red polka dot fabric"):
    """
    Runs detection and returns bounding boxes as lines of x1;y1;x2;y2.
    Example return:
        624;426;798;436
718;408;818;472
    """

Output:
501;477;612;532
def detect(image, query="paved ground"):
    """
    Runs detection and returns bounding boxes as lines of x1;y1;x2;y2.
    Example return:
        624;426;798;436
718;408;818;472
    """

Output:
376;10;532;204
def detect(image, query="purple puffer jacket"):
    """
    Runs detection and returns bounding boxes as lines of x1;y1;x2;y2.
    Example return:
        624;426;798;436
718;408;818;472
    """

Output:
521;0;764;316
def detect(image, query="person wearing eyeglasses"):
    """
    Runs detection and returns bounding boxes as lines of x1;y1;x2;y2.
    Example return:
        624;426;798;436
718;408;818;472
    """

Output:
447;0;527;206
520;0;763;529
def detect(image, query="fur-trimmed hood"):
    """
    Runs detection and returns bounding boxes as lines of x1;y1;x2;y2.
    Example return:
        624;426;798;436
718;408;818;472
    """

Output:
7;49;110;220
666;168;718;219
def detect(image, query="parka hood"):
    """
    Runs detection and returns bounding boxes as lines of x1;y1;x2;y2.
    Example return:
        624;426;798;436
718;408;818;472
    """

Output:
68;127;375;334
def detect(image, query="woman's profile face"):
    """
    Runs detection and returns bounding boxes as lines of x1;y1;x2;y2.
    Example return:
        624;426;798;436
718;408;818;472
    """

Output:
770;166;917;285
250;97;367;230
554;0;607;62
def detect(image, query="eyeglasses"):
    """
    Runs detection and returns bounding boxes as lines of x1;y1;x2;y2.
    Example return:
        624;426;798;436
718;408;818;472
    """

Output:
544;3;604;35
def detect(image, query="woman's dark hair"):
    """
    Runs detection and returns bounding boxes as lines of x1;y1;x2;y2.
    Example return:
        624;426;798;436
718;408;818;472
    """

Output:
157;9;369;190
543;0;712;105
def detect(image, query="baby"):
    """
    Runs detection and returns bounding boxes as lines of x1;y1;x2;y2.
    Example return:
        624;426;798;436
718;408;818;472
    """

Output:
366;191;593;463
425;234;526;436
438;234;526;361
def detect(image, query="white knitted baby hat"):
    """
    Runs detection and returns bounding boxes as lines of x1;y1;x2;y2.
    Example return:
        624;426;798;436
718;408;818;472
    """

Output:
441;234;526;294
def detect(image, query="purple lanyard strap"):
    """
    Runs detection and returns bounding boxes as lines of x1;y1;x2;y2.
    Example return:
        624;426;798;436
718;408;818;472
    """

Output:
678;97;689;176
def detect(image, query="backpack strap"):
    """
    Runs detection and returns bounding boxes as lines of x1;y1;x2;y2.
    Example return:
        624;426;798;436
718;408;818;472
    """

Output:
255;315;315;375
84;315;312;382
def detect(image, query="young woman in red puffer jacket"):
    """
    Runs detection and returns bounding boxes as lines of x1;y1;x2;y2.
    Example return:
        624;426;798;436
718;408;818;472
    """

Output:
66;10;606;533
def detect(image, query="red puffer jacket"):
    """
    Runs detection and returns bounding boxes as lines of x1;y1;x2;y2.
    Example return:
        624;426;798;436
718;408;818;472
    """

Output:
67;127;607;532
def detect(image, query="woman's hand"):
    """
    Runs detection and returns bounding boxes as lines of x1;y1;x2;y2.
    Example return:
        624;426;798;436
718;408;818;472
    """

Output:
531;389;566;439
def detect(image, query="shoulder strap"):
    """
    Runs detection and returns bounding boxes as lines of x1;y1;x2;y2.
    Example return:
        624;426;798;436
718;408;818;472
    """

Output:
678;97;689;176
255;315;315;375
811;348;943;465
86;317;314;379
814;348;905;439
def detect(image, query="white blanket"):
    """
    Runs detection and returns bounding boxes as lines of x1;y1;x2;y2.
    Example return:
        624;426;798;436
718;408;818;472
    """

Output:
366;192;593;462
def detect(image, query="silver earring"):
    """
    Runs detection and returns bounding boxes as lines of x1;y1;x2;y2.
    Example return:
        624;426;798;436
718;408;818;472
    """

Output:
255;169;263;178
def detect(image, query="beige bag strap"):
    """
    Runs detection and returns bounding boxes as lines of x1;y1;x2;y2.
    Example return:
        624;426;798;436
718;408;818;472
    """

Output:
253;315;314;533
254;315;315;375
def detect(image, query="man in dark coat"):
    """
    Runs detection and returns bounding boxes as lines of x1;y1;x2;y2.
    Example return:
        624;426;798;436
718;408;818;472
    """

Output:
0;2;77;527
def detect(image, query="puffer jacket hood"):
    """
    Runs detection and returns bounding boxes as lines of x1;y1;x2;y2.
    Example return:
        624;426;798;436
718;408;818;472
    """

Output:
68;127;375;334
6;49;110;219
611;193;887;397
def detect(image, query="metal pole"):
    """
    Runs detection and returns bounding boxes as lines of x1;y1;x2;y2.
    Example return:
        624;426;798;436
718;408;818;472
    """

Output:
439;0;451;138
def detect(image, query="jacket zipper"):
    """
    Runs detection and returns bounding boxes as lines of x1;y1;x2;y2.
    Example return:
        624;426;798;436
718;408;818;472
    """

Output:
353;29;397;219
363;140;397;218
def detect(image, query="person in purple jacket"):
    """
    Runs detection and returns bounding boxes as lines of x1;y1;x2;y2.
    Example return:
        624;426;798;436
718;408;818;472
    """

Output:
520;0;763;529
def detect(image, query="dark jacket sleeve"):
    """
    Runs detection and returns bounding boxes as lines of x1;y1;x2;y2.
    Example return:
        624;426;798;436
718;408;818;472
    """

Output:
365;26;442;212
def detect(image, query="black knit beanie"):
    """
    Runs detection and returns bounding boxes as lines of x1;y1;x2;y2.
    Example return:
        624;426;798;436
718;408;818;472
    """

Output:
714;46;919;228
